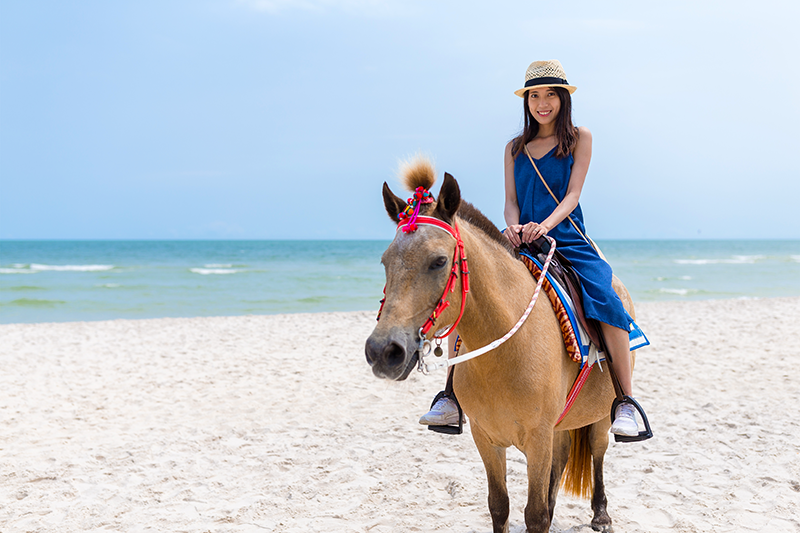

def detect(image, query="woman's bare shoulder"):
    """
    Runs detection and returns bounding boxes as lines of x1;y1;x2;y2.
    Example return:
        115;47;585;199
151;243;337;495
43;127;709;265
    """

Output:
504;140;516;163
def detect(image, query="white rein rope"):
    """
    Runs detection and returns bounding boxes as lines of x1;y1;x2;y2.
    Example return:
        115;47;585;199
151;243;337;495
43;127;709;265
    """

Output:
419;234;557;374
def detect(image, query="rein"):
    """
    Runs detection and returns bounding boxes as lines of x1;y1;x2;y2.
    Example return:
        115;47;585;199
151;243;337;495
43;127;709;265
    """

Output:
419;234;557;374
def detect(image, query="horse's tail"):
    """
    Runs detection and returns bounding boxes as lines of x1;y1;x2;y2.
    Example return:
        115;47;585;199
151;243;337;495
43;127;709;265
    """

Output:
562;426;593;499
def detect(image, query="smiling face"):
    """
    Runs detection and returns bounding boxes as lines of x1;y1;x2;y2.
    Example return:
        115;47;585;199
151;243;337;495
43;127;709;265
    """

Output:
527;87;561;126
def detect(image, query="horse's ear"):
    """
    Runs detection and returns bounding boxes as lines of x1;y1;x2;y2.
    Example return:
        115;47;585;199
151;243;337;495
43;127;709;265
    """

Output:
435;172;461;223
382;182;406;223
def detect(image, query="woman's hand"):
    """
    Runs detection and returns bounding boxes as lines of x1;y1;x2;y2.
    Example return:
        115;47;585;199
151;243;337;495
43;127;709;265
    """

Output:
503;224;524;247
520;222;549;243
504;222;550;246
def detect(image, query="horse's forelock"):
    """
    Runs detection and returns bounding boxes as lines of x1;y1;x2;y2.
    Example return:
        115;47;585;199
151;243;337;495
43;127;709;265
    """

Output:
398;155;436;193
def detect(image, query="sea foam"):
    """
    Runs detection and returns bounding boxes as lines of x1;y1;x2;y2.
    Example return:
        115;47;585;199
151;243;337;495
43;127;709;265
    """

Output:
674;255;765;265
659;288;698;296
0;268;35;274
190;268;240;275
29;264;115;272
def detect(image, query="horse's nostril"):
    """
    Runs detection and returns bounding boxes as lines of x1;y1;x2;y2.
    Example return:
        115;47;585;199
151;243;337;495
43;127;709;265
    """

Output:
365;337;380;365
383;341;406;368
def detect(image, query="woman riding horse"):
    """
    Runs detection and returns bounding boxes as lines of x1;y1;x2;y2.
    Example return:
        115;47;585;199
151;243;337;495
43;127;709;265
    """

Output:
419;60;645;437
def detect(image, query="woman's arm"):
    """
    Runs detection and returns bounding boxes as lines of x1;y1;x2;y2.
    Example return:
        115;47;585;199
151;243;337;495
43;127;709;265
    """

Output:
503;141;524;247
522;127;592;242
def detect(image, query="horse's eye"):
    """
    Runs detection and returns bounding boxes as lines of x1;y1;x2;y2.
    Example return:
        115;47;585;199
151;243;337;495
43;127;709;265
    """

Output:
430;256;448;270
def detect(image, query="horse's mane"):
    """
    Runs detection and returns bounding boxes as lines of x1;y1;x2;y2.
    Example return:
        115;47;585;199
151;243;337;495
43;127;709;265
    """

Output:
457;201;515;256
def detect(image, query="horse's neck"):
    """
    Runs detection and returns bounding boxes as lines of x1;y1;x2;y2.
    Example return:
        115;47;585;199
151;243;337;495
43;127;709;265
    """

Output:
456;227;543;350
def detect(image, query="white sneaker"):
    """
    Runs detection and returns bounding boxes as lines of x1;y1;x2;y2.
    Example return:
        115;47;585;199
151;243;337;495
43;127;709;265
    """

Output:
610;402;639;437
419;396;460;425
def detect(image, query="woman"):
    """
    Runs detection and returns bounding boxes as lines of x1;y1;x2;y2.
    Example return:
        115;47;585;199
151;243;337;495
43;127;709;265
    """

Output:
419;60;641;437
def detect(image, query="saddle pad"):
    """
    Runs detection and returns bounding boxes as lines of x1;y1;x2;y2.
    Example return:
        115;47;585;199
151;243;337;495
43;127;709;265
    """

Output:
519;251;649;367
519;253;583;363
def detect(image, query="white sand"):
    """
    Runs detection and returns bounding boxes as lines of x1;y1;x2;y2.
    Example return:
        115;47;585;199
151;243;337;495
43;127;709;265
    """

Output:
1;298;799;532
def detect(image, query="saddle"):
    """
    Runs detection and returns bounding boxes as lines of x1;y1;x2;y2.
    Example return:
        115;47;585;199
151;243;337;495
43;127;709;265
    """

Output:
519;238;605;352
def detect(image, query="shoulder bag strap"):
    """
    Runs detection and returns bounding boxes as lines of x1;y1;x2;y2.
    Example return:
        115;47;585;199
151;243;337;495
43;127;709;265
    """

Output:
522;145;608;261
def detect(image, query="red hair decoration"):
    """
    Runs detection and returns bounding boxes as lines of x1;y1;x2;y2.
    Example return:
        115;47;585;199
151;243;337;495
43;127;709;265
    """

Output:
398;186;434;233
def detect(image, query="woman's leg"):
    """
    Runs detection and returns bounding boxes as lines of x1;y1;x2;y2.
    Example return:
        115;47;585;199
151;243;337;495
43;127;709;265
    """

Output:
600;322;641;436
599;322;632;396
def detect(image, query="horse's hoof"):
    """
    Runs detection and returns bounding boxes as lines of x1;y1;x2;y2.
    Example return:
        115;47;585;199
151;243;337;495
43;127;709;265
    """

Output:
591;512;612;532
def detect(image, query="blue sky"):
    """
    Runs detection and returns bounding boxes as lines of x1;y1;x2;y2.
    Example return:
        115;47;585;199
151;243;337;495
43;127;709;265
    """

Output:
1;0;798;240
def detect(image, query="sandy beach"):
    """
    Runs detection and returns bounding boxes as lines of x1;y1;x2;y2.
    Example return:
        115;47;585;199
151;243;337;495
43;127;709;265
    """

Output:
1;297;799;532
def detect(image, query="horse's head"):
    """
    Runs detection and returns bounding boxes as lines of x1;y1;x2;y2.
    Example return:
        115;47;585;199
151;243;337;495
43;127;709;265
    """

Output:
365;158;463;380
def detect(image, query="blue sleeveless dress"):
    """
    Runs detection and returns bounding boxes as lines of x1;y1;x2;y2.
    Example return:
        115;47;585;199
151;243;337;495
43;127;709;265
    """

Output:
514;147;629;331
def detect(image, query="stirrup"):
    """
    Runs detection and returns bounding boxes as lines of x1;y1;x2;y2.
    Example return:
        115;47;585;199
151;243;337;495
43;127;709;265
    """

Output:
427;391;464;435
610;396;653;443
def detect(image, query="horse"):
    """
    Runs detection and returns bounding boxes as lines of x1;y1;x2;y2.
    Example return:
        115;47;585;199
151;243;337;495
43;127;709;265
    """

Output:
364;158;638;533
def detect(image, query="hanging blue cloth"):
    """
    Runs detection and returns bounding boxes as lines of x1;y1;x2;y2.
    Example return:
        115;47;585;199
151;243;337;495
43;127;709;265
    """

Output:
514;148;629;331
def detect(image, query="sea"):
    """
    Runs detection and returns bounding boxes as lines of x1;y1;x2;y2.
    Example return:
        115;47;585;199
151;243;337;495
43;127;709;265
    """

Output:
1;240;799;324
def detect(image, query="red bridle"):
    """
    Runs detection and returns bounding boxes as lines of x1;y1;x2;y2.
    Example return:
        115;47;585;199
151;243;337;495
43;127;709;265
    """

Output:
377;215;470;341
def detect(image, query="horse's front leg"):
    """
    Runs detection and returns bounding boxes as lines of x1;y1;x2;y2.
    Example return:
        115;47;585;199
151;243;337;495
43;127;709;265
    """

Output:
523;428;555;533
471;423;510;533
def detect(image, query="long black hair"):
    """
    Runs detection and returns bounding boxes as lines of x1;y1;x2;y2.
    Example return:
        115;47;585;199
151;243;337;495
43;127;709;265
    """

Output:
511;87;578;159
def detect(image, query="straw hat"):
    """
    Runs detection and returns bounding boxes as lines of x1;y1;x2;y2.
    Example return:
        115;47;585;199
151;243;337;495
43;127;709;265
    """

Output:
514;60;577;97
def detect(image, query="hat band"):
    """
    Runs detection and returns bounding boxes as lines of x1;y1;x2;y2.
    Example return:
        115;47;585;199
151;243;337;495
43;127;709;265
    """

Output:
524;76;568;88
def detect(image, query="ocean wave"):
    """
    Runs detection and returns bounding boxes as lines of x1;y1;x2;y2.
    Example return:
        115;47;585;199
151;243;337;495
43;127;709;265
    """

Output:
792;255;800;263
29;264;115;272
204;263;234;268
190;268;240;275
655;275;693;281
658;288;700;296
98;283;121;288
0;268;36;274
674;255;765;265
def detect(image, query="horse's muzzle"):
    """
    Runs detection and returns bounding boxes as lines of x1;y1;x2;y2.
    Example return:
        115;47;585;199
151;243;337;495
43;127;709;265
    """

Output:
365;328;419;381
